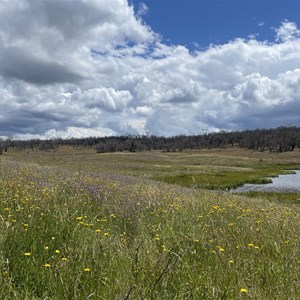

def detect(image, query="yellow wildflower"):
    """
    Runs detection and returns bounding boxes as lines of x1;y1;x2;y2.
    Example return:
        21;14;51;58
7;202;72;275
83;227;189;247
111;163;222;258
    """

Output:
161;245;168;252
217;246;225;252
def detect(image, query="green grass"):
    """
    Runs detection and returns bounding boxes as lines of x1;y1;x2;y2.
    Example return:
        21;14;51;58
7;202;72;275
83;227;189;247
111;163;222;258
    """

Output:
0;148;300;298
240;191;300;204
158;169;276;190
4;147;300;190
155;162;298;190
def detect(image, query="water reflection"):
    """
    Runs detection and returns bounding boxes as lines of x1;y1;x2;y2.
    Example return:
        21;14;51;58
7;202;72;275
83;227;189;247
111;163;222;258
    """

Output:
234;170;300;193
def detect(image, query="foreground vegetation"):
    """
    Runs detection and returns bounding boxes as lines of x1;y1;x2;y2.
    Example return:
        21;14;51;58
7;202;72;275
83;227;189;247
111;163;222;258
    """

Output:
0;148;300;299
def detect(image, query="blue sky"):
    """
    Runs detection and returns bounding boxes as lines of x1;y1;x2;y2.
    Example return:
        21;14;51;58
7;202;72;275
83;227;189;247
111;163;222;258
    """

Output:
132;0;300;48
1;0;300;139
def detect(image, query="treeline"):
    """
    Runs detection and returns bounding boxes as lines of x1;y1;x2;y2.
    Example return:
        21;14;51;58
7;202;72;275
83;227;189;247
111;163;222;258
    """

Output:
1;126;300;154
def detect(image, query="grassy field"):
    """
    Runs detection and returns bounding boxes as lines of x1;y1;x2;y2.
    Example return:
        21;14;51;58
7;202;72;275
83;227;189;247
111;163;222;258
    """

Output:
4;147;300;189
0;147;300;299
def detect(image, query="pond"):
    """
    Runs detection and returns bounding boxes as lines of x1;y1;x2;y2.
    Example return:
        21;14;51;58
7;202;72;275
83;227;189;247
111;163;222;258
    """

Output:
234;170;300;193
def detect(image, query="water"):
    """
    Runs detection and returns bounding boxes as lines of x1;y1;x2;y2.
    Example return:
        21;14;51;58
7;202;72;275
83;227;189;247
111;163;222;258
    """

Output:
234;170;300;193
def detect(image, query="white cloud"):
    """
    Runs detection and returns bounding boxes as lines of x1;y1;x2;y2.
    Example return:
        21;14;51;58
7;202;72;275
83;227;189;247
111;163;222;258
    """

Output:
275;20;300;42
73;87;133;112
14;127;117;140
0;1;300;139
137;2;149;16
0;0;156;84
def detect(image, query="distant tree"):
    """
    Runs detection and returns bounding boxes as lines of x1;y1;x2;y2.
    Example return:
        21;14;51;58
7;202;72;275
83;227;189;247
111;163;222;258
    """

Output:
6;126;300;154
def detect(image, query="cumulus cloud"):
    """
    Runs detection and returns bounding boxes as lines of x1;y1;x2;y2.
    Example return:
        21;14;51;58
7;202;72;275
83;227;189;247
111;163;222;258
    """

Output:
0;0;155;85
0;1;300;139
275;20;300;42
13;127;117;140
73;87;133;112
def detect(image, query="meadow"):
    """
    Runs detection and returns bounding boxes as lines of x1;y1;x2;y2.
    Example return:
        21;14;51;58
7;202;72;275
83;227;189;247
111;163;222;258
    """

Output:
1;147;300;299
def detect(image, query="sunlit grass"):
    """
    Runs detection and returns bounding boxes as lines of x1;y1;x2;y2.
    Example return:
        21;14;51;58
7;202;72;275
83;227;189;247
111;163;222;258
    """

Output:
0;149;300;298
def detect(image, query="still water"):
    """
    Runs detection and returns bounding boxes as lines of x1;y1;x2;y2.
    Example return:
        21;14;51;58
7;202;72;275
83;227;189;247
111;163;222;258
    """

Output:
234;170;300;193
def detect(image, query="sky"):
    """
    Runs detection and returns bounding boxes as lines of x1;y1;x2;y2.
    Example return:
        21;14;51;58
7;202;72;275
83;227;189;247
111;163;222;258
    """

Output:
0;0;300;139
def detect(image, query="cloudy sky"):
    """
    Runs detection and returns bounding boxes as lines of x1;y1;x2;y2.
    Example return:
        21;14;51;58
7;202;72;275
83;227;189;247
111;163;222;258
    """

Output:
1;0;300;139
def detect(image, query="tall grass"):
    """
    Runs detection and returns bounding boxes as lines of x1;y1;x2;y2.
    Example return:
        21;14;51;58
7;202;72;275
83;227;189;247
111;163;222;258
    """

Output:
0;160;300;299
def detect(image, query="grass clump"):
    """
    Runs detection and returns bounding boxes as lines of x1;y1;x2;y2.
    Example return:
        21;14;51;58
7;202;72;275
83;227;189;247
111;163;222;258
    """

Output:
0;158;300;299
159;169;276;190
